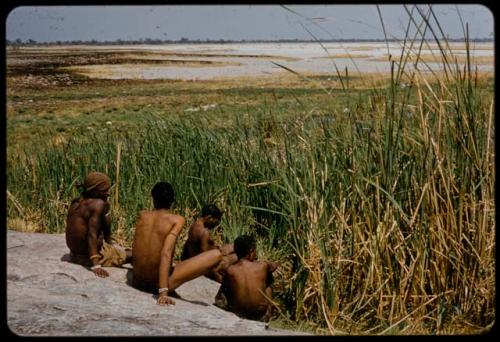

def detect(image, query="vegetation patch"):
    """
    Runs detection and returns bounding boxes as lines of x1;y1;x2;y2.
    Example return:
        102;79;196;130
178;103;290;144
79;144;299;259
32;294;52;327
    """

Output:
6;40;495;335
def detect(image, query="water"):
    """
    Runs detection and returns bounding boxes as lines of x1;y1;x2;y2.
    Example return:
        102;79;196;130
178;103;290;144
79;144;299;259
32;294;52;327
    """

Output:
68;42;494;80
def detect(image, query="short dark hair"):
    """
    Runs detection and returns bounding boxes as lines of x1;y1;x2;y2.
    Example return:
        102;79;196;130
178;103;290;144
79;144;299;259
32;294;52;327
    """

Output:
234;235;256;259
201;204;223;219
151;182;175;209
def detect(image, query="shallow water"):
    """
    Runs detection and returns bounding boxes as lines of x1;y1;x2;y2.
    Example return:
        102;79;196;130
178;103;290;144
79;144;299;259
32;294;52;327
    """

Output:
68;42;494;80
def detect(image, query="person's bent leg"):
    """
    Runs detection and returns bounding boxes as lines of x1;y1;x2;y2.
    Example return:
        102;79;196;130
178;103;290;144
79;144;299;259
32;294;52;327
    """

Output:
211;252;238;282
168;248;222;290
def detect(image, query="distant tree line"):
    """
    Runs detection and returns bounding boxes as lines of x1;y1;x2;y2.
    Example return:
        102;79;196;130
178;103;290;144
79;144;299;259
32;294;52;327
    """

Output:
6;37;494;46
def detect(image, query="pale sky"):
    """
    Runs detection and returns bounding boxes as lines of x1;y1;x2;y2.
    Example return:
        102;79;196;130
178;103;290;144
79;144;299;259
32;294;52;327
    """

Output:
5;5;494;43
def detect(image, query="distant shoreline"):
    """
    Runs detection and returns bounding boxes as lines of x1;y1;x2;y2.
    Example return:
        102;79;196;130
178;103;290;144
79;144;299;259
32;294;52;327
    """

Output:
6;38;494;47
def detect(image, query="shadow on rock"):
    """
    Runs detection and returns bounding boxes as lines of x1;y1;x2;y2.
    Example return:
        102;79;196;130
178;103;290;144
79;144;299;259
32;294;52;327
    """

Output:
125;268;209;307
60;253;71;262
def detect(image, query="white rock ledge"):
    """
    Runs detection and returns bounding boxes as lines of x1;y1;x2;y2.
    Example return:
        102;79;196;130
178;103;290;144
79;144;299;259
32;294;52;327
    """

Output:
7;230;308;336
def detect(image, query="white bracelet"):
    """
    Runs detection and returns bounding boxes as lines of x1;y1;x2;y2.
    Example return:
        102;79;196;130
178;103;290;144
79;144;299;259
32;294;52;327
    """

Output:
158;287;169;294
91;264;102;270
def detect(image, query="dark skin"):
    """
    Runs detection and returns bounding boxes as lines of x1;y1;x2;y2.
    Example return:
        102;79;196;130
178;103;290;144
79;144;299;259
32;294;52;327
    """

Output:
132;203;224;305
65;190;132;278
215;248;278;322
181;215;238;283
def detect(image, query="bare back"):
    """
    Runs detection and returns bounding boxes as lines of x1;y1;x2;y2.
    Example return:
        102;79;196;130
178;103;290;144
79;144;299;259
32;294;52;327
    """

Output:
66;197;109;257
132;209;185;290
223;260;272;318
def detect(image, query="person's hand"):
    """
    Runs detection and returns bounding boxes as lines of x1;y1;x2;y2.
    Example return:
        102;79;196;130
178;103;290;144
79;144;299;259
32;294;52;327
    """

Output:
269;261;279;272
157;292;176;305
220;244;234;256
92;267;109;278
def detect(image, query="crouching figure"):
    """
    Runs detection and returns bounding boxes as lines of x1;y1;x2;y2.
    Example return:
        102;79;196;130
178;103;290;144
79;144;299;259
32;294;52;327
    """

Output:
215;235;278;322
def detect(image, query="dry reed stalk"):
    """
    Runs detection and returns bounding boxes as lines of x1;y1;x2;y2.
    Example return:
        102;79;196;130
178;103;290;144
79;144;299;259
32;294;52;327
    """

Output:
113;141;124;239
7;190;25;216
114;141;122;208
378;291;452;335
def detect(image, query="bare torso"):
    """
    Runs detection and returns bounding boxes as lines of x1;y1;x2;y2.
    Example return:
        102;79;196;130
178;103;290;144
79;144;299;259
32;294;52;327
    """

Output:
181;219;216;260
132;209;185;290
223;260;272;318
66;197;109;257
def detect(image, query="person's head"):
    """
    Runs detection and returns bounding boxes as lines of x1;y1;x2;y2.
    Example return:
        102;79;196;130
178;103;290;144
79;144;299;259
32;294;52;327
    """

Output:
151;182;175;210
81;172;111;200
234;235;257;261
200;204;223;229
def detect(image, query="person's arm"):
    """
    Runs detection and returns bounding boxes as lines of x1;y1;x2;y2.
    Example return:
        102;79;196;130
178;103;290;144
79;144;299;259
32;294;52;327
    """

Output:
102;202;113;244
200;231;225;282
157;216;185;305
214;270;231;310
199;230;215;253
206;266;224;283
266;261;278;287
87;201;109;278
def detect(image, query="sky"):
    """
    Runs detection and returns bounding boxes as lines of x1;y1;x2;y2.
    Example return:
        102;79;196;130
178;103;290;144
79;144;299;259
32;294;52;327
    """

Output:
5;5;494;43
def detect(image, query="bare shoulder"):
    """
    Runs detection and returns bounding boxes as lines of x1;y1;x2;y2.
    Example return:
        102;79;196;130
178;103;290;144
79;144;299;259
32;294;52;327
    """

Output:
255;260;271;272
135;210;153;226
69;196;82;207
167;213;186;226
192;222;209;237
225;264;236;276
189;219;204;230
152;213;185;237
137;209;150;220
86;198;108;213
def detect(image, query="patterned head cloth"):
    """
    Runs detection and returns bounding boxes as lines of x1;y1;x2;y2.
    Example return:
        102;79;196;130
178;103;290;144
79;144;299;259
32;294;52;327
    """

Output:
83;172;111;194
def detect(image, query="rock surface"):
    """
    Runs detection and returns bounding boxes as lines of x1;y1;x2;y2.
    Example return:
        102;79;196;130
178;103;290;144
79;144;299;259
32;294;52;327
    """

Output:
7;230;307;336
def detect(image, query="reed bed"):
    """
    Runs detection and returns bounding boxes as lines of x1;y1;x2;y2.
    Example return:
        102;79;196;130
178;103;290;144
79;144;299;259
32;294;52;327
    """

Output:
6;7;494;335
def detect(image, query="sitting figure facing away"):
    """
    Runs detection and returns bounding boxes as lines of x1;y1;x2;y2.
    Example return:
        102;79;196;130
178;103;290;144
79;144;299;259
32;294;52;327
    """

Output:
181;204;237;283
132;182;224;305
65;171;132;278
214;235;278;322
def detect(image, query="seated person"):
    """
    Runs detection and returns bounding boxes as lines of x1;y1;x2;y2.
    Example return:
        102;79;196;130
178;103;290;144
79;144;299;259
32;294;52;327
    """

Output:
132;182;224;305
181;204;237;282
214;235;278;322
66;171;132;278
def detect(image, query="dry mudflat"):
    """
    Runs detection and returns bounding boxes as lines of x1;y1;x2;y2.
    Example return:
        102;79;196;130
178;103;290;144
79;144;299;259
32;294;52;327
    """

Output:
7;42;494;82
